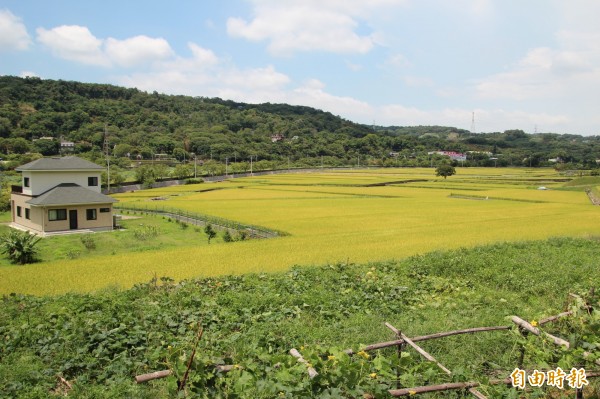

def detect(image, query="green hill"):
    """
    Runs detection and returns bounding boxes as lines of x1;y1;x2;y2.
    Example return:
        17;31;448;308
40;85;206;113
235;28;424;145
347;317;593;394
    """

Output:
1;76;600;169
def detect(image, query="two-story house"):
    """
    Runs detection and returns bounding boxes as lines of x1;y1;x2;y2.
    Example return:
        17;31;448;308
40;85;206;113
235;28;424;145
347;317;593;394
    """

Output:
10;156;117;235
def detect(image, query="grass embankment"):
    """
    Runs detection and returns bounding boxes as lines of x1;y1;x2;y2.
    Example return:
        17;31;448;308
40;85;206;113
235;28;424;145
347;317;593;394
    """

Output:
0;238;598;398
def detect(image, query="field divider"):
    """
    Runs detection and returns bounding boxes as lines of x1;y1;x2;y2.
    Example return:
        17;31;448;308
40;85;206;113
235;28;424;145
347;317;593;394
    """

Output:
114;204;287;239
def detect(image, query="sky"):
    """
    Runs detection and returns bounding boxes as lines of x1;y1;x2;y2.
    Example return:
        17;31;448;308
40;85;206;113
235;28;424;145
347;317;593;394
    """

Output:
1;0;600;135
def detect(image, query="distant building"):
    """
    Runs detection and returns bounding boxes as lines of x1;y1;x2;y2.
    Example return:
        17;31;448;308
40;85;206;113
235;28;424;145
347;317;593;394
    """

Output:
429;151;467;162
10;156;117;236
60;137;75;152
467;151;493;157
270;134;284;143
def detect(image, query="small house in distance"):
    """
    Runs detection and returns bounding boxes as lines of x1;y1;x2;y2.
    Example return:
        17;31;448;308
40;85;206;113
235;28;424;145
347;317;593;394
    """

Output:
10;156;117;236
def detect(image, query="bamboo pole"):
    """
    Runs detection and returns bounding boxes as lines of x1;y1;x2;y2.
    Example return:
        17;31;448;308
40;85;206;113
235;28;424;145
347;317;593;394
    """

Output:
539;311;573;325
385;323;487;399
135;370;172;383
511;316;570;348
290;348;318;379
389;378;512;397
344;325;511;355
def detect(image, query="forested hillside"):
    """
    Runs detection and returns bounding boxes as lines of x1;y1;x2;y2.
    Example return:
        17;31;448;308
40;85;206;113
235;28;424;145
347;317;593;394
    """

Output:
1;76;600;169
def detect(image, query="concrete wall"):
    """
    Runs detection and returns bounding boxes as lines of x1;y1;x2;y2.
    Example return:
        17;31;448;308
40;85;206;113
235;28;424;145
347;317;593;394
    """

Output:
22;171;102;196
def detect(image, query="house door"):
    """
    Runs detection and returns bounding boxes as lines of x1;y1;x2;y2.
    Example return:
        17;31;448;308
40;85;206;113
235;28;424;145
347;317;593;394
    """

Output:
69;210;78;229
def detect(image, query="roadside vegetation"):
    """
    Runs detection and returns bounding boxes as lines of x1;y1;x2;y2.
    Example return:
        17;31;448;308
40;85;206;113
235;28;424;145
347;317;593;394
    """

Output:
0;238;598;398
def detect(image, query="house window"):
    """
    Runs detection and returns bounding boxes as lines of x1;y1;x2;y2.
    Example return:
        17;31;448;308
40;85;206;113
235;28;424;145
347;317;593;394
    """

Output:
48;209;67;221
86;209;97;220
17;206;22;217
23;177;30;187
99;207;110;213
88;176;98;186
25;208;30;220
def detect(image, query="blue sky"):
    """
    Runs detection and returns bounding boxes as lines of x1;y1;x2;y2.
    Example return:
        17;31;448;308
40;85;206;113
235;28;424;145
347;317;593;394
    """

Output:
1;1;599;135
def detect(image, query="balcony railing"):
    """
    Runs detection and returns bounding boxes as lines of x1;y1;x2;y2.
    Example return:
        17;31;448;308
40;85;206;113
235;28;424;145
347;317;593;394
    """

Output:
11;185;22;194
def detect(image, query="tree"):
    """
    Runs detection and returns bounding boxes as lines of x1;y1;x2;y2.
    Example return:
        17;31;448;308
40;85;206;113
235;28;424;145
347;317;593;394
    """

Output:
172;164;192;179
204;224;216;244
435;164;456;179
1;230;42;264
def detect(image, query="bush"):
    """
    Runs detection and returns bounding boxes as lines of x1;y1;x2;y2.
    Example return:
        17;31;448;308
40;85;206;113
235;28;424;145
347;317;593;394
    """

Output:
0;230;42;264
204;224;216;244
223;231;233;242
80;234;96;251
133;225;160;241
185;178;204;184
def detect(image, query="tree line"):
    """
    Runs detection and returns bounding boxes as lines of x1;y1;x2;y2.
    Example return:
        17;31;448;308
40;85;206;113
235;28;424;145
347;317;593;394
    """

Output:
1;75;599;173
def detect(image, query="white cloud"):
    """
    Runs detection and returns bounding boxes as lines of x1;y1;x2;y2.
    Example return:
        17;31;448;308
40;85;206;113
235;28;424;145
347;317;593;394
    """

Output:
376;106;570;133
474;22;600;101
402;75;434;88
0;9;31;51
117;42;290;102
288;79;373;119
36;25;109;66
227;0;406;55
36;25;174;68
385;53;411;69
19;71;39;78
105;36;174;67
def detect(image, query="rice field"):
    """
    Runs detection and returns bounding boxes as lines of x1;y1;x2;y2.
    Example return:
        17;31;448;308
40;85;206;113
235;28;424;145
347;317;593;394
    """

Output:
2;167;600;295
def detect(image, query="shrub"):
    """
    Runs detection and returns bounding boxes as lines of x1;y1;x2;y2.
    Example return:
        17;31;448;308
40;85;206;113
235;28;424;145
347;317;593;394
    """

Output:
133;225;160;241
66;249;81;259
0;230;42;265
204;224;216;244
80;234;96;251
222;231;233;242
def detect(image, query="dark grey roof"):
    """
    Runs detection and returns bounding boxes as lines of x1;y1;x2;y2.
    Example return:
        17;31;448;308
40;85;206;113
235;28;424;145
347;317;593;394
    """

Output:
26;183;117;206
16;156;104;171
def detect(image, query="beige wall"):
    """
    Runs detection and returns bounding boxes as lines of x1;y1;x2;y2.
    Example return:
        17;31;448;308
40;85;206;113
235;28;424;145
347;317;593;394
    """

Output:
43;204;113;232
11;193;113;233
11;194;44;233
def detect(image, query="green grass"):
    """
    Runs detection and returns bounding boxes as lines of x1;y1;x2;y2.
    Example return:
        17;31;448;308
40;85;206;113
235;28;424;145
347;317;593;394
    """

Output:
0;238;597;398
0;214;223;267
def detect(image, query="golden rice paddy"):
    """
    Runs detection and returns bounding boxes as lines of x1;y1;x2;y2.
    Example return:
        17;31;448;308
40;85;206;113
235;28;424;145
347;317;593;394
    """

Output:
2;168;599;295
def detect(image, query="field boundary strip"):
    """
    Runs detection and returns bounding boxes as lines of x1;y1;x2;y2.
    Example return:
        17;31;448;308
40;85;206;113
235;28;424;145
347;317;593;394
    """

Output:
114;204;287;239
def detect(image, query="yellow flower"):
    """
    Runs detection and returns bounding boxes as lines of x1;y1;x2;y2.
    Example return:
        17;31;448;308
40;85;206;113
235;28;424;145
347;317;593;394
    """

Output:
327;355;336;361
408;390;417;396
357;350;370;359
530;320;538;327
167;345;172;350
369;372;377;379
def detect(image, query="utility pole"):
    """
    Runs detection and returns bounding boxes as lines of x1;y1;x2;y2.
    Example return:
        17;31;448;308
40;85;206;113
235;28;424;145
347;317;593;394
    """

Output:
192;153;197;178
103;124;110;193
250;156;253;176
225;157;229;177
